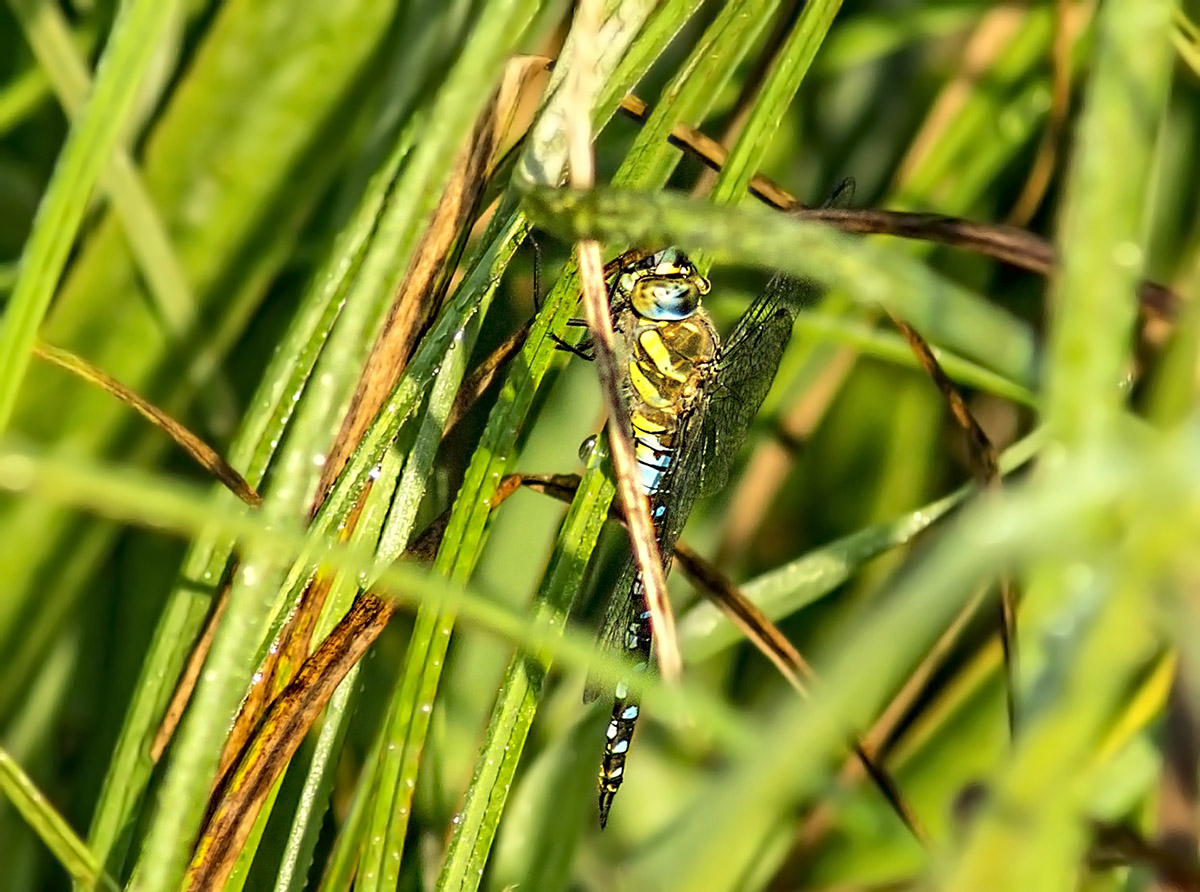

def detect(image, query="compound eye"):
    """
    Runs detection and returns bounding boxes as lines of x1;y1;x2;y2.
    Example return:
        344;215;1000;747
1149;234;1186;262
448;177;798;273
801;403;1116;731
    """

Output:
632;278;701;320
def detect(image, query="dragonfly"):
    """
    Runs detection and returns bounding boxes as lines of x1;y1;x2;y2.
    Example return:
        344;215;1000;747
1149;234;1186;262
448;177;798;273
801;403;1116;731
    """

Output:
581;246;818;827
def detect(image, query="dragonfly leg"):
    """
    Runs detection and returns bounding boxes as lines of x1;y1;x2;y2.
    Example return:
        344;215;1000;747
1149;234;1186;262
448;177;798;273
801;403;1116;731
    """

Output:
550;330;595;360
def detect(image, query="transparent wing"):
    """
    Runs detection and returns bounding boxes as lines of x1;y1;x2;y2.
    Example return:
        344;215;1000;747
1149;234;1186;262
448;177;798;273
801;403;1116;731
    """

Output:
697;273;819;496
583;399;711;701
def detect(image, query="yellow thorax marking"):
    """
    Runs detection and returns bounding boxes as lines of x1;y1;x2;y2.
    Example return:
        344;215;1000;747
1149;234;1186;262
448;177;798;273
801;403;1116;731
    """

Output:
632;413;666;434
637;328;689;383
627;360;673;409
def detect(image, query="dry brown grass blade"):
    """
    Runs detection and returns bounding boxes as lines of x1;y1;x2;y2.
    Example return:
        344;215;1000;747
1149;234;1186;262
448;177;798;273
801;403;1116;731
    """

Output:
618;95;1180;323
1006;0;1085;225
209;493;370;791
183;591;395;892
312;60;540;507
885;312;1017;738
183;502;459;892
565;1;681;684
33;341;261;507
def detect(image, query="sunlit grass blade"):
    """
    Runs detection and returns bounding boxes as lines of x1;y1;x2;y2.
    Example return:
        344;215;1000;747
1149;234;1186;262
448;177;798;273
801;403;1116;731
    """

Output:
525;187;1037;382
0;747;118;892
679;429;1043;663
0;0;181;432
434;464;615;892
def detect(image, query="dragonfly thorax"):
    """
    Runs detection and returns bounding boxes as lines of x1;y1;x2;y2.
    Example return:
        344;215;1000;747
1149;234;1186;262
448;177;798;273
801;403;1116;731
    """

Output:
612;247;718;435
612;249;719;491
623;317;718;433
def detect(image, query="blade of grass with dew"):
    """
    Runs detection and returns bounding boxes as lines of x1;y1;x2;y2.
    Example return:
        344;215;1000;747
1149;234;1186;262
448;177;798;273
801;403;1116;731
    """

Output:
138;7;541;892
435;462;616;892
261;213;527;892
524;188;1037;383
0;747;118;892
262;447;407;892
0;0;180;432
128;17;538;891
80;120;417;886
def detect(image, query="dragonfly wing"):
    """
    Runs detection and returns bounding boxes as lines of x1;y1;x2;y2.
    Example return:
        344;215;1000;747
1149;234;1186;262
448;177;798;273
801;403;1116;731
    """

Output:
698;273;819;496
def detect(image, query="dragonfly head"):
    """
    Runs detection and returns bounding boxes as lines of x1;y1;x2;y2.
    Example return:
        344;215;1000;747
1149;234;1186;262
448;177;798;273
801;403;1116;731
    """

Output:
624;248;711;321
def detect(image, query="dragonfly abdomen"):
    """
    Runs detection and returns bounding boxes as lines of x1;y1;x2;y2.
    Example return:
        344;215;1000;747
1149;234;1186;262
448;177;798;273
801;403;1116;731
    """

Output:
598;569;654;827
598;421;676;827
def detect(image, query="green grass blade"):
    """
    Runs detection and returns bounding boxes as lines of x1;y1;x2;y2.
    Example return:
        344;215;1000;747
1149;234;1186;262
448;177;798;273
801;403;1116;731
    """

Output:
0;747;118;892
1042;0;1174;447
435;465;616;892
0;0;181;432
679;430;1044;663
525;188;1036;382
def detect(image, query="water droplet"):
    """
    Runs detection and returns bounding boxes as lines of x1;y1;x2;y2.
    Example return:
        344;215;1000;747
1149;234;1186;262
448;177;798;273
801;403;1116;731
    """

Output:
578;434;598;464
1113;241;1142;269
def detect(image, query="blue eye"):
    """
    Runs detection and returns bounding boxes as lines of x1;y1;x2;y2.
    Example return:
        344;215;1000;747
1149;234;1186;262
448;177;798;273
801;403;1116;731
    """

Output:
617;248;711;320
634;280;700;320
